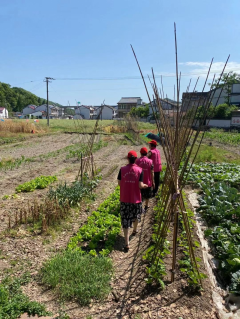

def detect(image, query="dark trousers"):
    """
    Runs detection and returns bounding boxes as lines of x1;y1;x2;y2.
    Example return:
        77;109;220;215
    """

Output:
153;172;160;195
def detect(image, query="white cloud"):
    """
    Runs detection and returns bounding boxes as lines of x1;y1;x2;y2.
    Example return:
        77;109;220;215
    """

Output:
180;61;240;78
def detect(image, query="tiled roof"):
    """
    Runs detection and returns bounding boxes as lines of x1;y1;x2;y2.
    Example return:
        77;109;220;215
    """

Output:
27;105;37;110
0;107;5;111
118;97;141;104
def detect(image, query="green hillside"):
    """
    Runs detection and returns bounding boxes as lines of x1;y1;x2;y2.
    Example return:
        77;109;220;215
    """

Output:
0;82;62;112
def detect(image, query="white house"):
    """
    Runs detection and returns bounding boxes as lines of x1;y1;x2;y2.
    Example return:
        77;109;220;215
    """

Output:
75;105;94;119
22;105;36;115
0;107;8;118
99;105;117;120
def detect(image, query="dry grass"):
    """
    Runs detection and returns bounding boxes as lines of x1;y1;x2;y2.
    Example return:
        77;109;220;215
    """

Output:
103;125;127;133
0;119;45;134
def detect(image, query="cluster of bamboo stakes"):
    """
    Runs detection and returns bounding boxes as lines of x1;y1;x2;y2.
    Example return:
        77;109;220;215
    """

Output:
132;23;230;285
8;198;70;232
72;108;103;181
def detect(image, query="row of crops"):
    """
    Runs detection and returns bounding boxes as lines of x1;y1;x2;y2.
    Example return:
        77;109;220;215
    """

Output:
187;162;240;293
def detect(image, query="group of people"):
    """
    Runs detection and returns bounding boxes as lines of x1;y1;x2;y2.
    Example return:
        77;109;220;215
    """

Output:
117;140;162;251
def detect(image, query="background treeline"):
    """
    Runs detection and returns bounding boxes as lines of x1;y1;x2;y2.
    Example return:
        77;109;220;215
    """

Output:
0;82;62;112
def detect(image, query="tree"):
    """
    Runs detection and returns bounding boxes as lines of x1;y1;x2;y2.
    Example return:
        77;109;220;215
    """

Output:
210;71;240;105
129;105;149;118
214;103;238;119
0;81;62;112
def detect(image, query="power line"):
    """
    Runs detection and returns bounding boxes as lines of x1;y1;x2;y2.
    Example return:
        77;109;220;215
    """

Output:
53;69;240;81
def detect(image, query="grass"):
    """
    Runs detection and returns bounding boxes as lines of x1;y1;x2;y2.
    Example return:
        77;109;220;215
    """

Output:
0;273;51;319
17;119;156;133
40;251;113;306
25;119;115;132
191;143;240;164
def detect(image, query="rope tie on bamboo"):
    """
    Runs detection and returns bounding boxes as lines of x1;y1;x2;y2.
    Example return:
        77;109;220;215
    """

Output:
172;192;180;201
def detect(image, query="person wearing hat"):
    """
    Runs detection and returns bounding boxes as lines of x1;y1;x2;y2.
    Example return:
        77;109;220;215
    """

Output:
136;147;154;211
147;140;162;196
117;150;148;251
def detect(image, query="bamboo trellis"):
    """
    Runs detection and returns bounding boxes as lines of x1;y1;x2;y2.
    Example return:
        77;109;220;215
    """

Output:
132;23;230;285
73;106;103;181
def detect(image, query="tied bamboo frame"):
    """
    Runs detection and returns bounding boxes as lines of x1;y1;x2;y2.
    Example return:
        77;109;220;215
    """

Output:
131;23;230;285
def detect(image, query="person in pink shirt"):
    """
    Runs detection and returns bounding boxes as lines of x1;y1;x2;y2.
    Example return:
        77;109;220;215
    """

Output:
136;147;154;211
117;150;148;252
147;140;162;196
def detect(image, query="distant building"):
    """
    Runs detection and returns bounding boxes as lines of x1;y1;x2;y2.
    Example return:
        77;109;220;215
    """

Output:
149;98;179;117
75;105;94;119
34;104;62;118
182;84;240;111
0;107;8;118
181;92;208;112
117;97;142;118
210;84;240;107
93;105;117;120
22;105;37;115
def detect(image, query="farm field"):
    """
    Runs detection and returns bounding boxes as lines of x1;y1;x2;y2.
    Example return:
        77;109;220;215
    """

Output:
0;122;240;319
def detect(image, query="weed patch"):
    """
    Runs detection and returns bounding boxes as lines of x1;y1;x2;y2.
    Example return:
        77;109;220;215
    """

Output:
41;252;113;306
204;128;240;146
190;143;240;164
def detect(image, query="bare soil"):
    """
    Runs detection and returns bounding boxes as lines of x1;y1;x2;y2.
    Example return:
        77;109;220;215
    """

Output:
0;133;218;319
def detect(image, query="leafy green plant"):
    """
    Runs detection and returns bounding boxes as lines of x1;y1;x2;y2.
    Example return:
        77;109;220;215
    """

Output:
48;173;102;207
41;251;113;306
68;187;121;255
0;273;50;319
185;162;240;188
16;175;57;193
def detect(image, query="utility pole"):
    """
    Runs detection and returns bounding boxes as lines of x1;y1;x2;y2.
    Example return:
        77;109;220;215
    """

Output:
44;77;55;126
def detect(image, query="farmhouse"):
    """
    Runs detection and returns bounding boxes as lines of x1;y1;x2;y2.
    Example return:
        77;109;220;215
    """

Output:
117;97;142;118
0;107;8;118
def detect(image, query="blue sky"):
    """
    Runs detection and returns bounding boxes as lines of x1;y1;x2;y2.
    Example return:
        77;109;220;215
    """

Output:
1;0;240;106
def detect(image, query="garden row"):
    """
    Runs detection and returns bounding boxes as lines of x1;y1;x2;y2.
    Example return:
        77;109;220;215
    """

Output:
0;139;107;171
187;162;240;293
40;187;121;305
